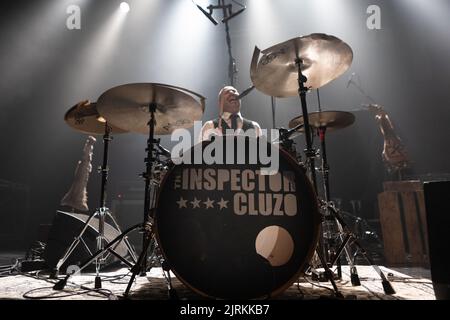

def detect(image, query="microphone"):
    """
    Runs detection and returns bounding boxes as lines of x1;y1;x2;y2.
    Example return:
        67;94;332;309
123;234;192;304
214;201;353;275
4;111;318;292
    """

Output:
196;4;218;25
346;72;355;88
237;85;255;100
222;7;246;23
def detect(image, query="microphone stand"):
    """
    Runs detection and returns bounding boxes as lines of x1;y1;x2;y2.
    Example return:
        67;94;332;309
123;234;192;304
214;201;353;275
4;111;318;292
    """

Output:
347;73;376;104
224;15;237;86
198;0;246;85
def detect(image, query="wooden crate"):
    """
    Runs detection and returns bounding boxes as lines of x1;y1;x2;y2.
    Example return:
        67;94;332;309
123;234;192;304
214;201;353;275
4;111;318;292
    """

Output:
378;180;429;267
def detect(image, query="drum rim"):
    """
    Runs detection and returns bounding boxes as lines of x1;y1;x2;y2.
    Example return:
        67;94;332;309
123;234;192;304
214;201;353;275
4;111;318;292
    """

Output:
153;138;321;299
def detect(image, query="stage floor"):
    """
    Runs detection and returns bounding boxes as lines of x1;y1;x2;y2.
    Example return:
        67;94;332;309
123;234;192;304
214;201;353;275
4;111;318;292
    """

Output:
0;264;435;300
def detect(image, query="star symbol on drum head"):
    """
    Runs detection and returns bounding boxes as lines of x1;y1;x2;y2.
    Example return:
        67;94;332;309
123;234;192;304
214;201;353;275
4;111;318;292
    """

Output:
191;197;201;209
217;198;229;210
176;197;187;209
204;198;214;209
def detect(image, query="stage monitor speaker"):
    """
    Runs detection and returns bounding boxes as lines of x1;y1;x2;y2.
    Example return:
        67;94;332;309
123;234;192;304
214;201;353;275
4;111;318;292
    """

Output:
424;181;450;300
44;210;131;273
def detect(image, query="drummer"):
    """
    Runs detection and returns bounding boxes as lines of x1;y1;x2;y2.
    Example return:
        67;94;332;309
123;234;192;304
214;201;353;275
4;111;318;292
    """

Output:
199;85;262;142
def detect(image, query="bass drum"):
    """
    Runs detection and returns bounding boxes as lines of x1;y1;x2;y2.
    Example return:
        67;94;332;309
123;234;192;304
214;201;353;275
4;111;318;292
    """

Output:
154;136;320;299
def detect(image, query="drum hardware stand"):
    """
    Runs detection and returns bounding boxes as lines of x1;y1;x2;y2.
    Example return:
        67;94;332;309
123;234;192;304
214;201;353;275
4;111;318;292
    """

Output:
339;208;384;256
53;223;141;291
293;55;347;298
275;123;304;161
319;201;395;295
295;57;318;192
122;102;177;299
271;96;277;129
310;89;343;280
52;123;137;288
138;102;158;276
316;125;348;282
315;120;391;291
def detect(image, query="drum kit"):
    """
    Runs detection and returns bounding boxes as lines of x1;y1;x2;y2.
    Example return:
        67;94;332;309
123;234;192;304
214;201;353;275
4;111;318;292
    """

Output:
54;33;394;299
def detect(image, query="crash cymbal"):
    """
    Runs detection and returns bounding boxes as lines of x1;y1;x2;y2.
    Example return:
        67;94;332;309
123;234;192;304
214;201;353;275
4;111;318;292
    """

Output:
97;83;205;135
289;111;355;132
64;101;127;135
251;33;353;97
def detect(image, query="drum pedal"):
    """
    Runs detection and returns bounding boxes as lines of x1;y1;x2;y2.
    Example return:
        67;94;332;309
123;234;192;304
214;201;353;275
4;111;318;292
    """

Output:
168;288;179;300
350;267;361;286
95;276;102;289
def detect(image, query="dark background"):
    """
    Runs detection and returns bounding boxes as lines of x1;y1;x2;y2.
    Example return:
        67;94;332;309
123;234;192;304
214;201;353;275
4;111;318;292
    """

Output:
0;0;449;250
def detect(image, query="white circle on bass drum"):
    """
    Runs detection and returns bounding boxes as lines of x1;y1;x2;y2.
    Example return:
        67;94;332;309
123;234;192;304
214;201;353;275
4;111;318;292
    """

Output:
255;225;294;267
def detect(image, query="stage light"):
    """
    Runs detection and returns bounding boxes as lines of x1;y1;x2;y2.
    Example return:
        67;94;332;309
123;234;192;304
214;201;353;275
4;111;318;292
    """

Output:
120;2;130;13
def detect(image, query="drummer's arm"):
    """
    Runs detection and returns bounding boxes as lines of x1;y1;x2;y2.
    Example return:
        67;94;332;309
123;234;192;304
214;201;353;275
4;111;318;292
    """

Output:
252;121;263;137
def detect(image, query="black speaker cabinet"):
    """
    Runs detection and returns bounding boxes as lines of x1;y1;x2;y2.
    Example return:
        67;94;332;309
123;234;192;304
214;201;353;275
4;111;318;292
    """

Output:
44;210;132;273
424;181;450;300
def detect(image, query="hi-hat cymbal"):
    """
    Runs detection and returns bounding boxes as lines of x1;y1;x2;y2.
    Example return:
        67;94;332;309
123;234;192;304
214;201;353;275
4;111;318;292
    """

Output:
251;33;353;97
64;101;127;135
289;111;355;132
97;83;205;135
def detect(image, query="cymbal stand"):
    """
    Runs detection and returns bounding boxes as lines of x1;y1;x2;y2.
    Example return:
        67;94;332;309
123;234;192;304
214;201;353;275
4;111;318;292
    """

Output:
318;126;360;286
294;56;343;298
313;90;342;273
123;102;176;298
53;124;138;289
53;223;141;291
315;121;394;293
275;123;303;161
295;59;317;192
321;201;395;295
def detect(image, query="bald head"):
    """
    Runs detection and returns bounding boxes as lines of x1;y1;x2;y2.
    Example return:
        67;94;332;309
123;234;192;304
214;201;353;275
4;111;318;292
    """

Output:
219;86;241;114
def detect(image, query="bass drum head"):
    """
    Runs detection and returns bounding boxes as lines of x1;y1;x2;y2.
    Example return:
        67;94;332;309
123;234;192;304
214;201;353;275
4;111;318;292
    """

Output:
155;136;320;299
